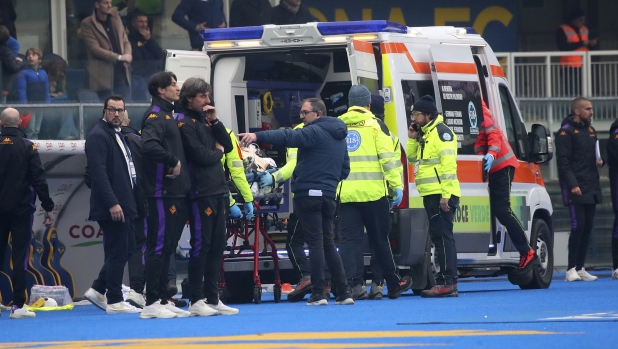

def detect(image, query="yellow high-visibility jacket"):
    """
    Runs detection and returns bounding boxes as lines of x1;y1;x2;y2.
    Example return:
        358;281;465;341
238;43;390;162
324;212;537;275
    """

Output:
406;114;461;198
338;106;402;203
224;128;253;206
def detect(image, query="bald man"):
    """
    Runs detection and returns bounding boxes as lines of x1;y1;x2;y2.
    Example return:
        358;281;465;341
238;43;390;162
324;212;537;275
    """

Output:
0;108;54;319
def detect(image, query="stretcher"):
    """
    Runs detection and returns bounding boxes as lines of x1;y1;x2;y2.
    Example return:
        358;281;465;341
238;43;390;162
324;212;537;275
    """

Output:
219;193;285;304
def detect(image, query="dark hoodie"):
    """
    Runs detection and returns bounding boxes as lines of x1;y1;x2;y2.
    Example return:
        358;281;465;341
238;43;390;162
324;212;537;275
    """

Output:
256;116;350;199
555;114;601;205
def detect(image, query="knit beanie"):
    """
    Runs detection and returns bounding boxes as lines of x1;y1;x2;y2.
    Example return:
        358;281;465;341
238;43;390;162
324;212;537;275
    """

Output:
370;94;384;116
347;85;371;107
412;95;438;114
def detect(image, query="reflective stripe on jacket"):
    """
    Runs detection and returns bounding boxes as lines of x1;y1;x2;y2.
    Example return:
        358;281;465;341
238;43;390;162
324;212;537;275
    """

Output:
559;24;589;68
223;128;253;205
339;106;402;203
407;114;461;198
473;100;519;173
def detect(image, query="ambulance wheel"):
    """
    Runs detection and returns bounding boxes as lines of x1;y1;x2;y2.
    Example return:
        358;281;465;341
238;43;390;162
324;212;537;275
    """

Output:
218;288;226;304
254;286;262;304
273;284;282;303
520;219;553;289
412;237;436;295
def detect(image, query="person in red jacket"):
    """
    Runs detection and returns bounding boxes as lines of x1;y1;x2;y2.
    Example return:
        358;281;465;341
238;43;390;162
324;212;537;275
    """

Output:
474;100;538;285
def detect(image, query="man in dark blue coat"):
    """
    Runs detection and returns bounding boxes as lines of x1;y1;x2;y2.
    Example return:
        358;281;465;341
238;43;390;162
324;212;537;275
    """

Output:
239;98;353;306
172;0;226;50
84;94;141;315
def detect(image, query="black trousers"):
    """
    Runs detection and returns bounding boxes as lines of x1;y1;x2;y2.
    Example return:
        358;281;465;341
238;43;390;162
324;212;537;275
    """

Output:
92;219;135;304
424;194;459;286
187;196;227;305
0;211;32;308
489;166;530;255
144;198;187;305
295;196;347;295
286;212;311;280
609;171;618;270
567;203;596;270
128;217;146;293
339;197;401;289
370;212;393;285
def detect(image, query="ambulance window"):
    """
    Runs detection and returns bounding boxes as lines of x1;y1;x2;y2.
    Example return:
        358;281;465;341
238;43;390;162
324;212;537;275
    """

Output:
437;80;483;155
333;50;350;73
499;84;528;160
243;53;330;83
400;80;435;123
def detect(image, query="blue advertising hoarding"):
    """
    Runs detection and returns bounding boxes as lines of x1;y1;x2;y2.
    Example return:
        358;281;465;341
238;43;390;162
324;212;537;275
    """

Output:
306;0;517;52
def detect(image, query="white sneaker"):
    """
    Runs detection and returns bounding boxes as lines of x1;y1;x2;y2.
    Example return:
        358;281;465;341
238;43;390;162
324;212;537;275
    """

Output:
10;306;36;319
577;268;598;281
139;301;177;319
162;302;191;317
613;268;618;280
188;299;219;317
565;268;582;282
127;289;146;308
106;301;142;314
207;300;239;315
84;288;107;311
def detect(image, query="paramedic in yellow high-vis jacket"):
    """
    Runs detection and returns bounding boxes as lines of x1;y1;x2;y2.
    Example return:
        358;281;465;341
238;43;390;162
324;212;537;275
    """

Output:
406;95;460;298
338;85;412;301
224;128;253;220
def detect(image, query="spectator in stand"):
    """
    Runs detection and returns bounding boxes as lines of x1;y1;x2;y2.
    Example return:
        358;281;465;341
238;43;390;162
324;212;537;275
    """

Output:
172;0;226;51
6;35;18;57
556;7;597;96
230;0;272;27
127;9;162;101
0;25;21;104
17;48;50;140
80;0;133;102
0;0;16;38
42;58;80;139
271;0;317;26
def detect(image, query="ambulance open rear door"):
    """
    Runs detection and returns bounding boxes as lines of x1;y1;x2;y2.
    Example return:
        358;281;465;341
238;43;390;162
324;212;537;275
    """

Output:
164;50;211;88
346;39;379;91
427;43;500;259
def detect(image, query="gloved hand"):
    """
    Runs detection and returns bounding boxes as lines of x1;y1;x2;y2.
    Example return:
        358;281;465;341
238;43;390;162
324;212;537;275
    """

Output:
246;172;256;183
483;154;494;172
229;204;242;219
244;202;254;220
259;171;274;188
390;188;404;210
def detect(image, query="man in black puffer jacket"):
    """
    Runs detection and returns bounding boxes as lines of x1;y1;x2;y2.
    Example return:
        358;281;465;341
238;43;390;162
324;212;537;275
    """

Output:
556;97;602;282
239;97;354;306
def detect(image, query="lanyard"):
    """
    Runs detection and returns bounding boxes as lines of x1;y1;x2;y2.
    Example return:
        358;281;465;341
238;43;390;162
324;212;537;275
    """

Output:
115;132;137;187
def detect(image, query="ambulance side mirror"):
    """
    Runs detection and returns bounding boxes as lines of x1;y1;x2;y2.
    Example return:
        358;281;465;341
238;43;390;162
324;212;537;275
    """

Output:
528;124;553;164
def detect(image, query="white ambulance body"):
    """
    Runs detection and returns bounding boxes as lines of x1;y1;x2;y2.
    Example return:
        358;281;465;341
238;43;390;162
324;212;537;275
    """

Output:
166;20;554;290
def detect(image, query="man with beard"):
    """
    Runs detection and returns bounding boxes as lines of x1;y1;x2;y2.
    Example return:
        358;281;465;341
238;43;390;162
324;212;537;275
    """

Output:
556;97;602;282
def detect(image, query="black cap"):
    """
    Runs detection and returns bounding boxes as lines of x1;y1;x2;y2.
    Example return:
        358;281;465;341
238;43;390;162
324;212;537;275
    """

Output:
370;94;384;116
412;95;438;114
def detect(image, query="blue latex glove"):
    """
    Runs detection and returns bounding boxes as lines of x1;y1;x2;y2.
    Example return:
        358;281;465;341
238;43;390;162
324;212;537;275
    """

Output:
390;188;403;210
245;172;256;182
244;202;254;220
229;204;242;219
259;171;274;188
483;154;494;172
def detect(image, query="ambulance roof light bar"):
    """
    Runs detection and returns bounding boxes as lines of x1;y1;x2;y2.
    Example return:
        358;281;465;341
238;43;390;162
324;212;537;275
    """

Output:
316;20;407;35
200;26;264;42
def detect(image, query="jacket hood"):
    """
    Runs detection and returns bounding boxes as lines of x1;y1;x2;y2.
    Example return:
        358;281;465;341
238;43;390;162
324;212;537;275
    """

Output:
339;106;373;124
421;114;444;133
611;119;618;134
0;127;26;138
312;116;348;140
561;114;587;129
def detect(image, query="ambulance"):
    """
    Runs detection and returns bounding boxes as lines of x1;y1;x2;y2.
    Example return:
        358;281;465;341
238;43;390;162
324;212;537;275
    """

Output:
165;20;554;292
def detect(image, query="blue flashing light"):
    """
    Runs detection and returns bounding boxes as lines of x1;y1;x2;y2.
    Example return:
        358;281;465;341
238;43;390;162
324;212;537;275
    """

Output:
200;26;264;41
317;20;407;35
465;27;478;34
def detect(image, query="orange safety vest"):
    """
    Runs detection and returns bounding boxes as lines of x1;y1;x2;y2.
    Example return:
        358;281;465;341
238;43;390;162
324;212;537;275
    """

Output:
559;24;589;68
473;100;519;173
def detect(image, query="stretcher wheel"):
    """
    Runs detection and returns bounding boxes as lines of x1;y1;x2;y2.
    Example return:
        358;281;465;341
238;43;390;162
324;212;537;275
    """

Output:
218;288;226;304
273;284;282;303
254;286;262;304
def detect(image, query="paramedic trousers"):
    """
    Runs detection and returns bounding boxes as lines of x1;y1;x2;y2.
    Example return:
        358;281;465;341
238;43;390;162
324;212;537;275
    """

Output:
187;195;227;305
295;196;348;296
92;219;135;304
0;212;33;308
423;194;459;286
489;166;531;255
567;203;596;270
339;197;401;290
144;198;187;306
